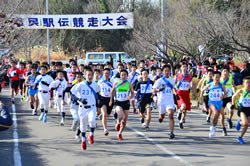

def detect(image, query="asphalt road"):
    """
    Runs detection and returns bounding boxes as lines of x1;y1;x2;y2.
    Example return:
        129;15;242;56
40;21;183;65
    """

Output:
1;88;250;166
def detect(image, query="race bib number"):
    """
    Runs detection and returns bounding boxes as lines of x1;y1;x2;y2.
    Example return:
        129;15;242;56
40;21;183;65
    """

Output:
101;87;111;97
242;98;250;107
179;81;190;91
209;89;222;101
81;89;92;96
140;84;152;94
162;87;172;95
116;92;128;101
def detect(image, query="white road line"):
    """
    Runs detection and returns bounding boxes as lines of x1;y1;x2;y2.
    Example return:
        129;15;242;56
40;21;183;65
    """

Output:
128;126;194;166
12;104;22;166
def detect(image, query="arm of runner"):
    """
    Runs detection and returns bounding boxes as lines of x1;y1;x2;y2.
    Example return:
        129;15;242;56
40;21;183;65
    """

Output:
232;89;242;109
199;78;207;98
128;83;135;100
25;75;31;86
152;79;163;93
200;84;210;104
197;77;205;91
109;82;118;106
222;85;228;99
232;79;236;94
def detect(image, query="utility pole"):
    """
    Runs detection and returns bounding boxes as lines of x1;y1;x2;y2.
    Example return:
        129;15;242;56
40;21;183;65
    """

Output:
161;0;165;50
46;0;50;64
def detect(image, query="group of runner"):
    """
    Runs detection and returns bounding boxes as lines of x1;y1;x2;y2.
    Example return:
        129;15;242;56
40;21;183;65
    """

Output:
2;55;250;150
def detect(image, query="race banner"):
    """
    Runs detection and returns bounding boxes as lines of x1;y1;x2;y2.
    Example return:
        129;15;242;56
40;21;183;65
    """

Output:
10;13;133;30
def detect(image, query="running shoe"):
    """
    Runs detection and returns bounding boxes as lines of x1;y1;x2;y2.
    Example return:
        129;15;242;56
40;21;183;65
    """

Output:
39;112;44;121
236;120;242;131
206;116;211;123
227;118;233;129
209;126;216;138
145;126;149;131
32;109;37;116
118;133;123;141
177;111;182;121
81;141;87;151
222;127;228;136
169;133;175;139
158;118;163;123
178;122;184;129
141;118;144;124
237;137;246;144
104;130;109;136
43;114;47;123
25;97;29;102
133;108;136;114
60;119;64;126
75;135;81;142
115;123;120;132
88;135;94;144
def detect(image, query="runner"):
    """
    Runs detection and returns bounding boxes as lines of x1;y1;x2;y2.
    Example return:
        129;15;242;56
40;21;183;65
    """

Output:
175;62;193;129
152;67;162;108
24;61;33;102
7;61;21;104
220;67;236;129
200;69;214;123
25;65;39;115
98;68;113;136
71;68;100;151
19;62;26;101
63;72;83;142
153;65;176;139
49;70;68;126
128;64;139;114
201;71;227;138
111;63;124;83
135;69;154;130
232;76;250;144
34;65;54;123
149;67;157;80
67;63;77;104
110;69;135;140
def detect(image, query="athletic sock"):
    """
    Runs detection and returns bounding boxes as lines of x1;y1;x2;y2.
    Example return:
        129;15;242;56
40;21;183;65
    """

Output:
82;132;86;141
118;131;122;134
90;128;95;136
61;112;65;119
76;128;81;136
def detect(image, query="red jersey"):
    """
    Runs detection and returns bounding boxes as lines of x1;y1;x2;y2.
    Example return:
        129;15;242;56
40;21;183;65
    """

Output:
176;73;192;92
19;69;25;80
7;67;21;81
68;72;76;85
24;68;30;77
